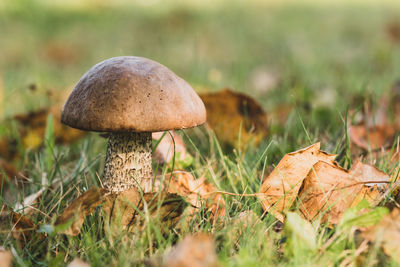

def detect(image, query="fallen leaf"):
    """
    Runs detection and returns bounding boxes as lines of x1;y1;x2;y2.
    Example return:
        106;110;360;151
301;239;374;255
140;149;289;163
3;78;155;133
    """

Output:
153;131;192;168
349;160;391;184
0;247;13;267
154;171;225;223
349;161;391;207
362;208;400;263
13;106;86;150
348;123;395;152
0;158;26;191
258;143;337;222
67;258;90;267
299;160;391;224
55;187;107;236
103;189;187;233
42;40;80;66
11;211;44;247
199;89;268;147
348;88;400;155
386;21;400;44
153;234;219;267
0;136;19;161
298;161;365;225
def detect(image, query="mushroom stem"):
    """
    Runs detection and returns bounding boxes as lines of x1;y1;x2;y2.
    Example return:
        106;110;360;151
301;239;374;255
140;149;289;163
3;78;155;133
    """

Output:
103;132;153;193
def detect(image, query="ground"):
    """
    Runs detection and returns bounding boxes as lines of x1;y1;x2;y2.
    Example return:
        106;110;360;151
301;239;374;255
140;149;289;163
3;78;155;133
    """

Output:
1;0;400;266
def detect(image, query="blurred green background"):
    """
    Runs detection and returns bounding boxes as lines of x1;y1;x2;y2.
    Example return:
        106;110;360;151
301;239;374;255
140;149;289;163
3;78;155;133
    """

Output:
1;0;400;120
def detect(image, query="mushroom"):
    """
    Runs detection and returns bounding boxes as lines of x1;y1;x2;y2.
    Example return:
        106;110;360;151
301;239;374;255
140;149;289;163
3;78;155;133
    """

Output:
61;56;206;193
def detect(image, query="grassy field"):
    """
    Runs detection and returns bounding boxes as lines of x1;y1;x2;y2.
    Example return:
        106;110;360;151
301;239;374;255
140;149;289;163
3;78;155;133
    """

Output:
1;0;400;266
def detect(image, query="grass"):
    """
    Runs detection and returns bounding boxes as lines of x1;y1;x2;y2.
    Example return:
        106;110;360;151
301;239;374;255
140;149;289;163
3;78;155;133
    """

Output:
1;0;400;266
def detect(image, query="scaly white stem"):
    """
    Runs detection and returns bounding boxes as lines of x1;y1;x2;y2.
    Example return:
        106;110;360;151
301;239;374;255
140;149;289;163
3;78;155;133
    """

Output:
103;132;153;193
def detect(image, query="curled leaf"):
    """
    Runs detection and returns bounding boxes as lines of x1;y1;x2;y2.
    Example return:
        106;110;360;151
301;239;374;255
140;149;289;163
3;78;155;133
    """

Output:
200;89;268;148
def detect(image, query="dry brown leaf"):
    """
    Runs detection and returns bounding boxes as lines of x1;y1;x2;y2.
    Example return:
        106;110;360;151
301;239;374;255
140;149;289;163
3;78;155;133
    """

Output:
67;258;90;267
103;189;187;233
154;171;225;223
10;211;44;247
362;208;400;263
199;89;268;147
57;187;187;236
102;188;141;229
386;21;400;44
348;88;400;155
153;131;188;166
13;106;86;150
349;161;391;207
349;161;391;184
55;187;107;236
42;40;80;66
0;137;18;162
298;161;364;224
0;247;13;267
0;158;26;191
258;143;337;222
299;160;391;224
160;234;219;267
348;123;395;152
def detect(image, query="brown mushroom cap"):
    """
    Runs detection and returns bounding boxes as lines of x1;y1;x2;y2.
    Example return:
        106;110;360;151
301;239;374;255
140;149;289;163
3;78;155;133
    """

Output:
61;56;206;132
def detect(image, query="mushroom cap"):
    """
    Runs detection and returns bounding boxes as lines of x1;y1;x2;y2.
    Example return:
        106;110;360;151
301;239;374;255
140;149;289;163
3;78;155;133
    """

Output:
61;56;206;132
